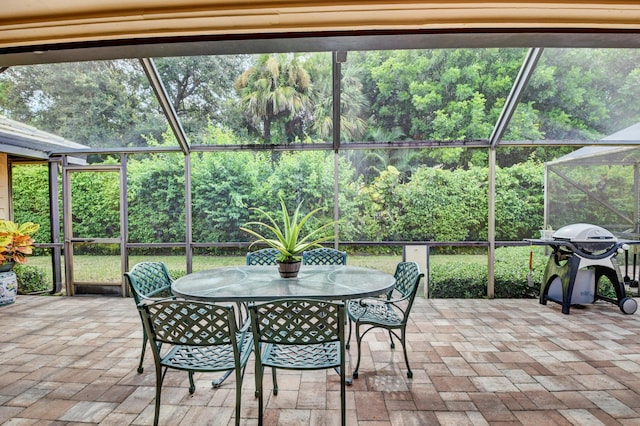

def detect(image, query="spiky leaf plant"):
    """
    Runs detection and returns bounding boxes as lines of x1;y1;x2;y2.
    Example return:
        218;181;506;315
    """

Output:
240;198;338;263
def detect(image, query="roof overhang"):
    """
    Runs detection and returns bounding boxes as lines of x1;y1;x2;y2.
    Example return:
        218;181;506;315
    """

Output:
0;116;88;164
4;30;640;68
2;2;640;66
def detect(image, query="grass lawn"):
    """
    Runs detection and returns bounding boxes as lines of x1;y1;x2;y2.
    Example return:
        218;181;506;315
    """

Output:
26;253;488;284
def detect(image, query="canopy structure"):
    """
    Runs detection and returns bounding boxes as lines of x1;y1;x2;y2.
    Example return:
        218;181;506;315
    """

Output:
546;125;640;236
3;1;640;297
3;2;640;155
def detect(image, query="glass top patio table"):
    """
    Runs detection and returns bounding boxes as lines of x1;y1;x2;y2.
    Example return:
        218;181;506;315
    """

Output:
171;265;396;302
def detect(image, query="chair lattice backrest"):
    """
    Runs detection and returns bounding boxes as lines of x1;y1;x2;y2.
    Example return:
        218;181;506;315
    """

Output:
125;262;173;303
125;261;175;376
302;248;347;265
388;261;423;320
138;299;250;426
246;248;280;266
251;298;346;425
140;299;237;347
251;299;344;345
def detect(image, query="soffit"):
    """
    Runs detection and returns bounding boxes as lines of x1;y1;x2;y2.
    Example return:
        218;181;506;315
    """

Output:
2;1;640;66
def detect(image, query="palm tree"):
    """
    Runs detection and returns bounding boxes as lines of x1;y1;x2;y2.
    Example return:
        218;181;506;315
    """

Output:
235;53;313;143
306;53;368;142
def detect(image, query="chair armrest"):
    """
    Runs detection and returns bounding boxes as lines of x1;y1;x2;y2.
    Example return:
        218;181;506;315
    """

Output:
356;293;408;306
349;295;407;320
355;297;387;307
139;286;175;301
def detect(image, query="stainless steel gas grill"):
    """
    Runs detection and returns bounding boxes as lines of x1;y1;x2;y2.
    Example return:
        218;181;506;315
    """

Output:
527;223;638;315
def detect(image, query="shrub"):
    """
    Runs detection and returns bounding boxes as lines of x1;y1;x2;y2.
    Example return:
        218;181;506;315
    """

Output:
430;262;487;298
493;246;544;298
597;276;634;299
168;269;186;280
429;246;637;299
14;264;49;294
429;246;547;298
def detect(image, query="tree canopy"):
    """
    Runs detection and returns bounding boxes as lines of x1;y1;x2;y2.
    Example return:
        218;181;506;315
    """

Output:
5;48;640;249
3;48;639;155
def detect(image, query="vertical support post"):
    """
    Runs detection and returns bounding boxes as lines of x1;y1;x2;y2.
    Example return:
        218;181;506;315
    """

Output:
544;162;549;230
488;148;496;298
332;51;344;152
635;162;639;234
332;51;346;248
61;156;73;296
403;245;430;298
120;154;129;296
185;153;193;273
334;153;340;248
425;245;430;298
48;160;63;294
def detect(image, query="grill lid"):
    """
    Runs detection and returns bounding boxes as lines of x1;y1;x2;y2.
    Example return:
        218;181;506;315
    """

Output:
552;223;617;242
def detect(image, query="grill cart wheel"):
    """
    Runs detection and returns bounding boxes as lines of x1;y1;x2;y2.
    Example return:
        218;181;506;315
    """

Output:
619;297;638;315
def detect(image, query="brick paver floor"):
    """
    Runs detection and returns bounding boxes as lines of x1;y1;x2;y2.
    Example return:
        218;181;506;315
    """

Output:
1;295;640;425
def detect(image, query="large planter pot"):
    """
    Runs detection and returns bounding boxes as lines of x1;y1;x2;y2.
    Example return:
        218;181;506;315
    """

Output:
0;271;17;305
0;262;14;273
277;260;301;278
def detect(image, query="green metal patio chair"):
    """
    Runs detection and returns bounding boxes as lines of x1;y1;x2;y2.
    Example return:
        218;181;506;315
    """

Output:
346;261;423;379
246;248;280;265
138;299;253;426
124;261;174;374
249;299;346;426
302;247;347;265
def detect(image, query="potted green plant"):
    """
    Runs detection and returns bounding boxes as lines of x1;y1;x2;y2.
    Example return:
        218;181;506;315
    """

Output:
0;220;40;305
240;197;338;278
0;220;40;271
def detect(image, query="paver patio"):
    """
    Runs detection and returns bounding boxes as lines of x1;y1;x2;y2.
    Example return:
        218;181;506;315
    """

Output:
1;295;640;425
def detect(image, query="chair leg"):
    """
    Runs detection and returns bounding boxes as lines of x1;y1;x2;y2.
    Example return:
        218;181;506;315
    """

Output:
153;366;167;426
138;333;147;374
271;367;278;395
353;324;363;379
234;363;243;426
340;360;346;426
212;370;233;388
188;371;196;394
400;326;413;378
388;330;395;349
346;317;352;350
256;365;264;426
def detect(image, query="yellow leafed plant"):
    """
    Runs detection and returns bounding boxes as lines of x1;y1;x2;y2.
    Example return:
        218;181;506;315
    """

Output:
0;220;40;265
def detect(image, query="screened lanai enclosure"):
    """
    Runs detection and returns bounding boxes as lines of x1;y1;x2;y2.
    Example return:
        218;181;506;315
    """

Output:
546;145;640;236
2;3;640;298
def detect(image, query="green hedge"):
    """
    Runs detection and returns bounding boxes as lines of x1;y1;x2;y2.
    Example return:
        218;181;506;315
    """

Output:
429;246;547;298
429;246;634;299
12;156;545;253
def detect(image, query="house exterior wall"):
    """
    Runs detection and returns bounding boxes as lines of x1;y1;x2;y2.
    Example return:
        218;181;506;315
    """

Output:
0;154;9;220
